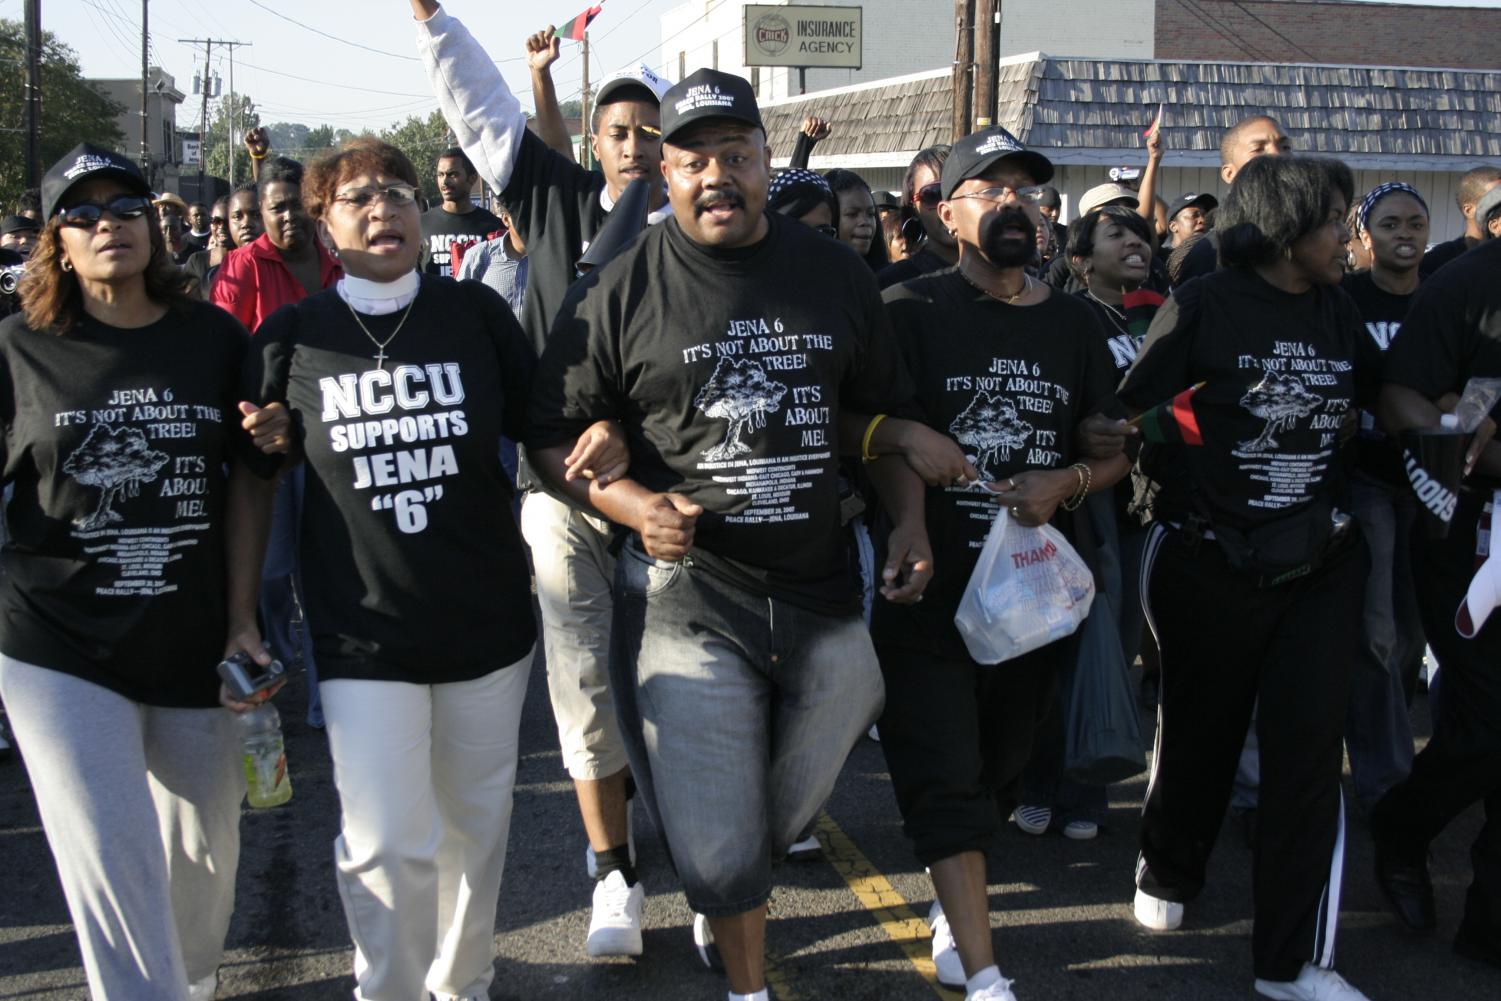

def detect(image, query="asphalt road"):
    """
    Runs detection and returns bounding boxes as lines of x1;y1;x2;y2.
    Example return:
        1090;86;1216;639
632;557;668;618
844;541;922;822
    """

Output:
0;652;1491;1001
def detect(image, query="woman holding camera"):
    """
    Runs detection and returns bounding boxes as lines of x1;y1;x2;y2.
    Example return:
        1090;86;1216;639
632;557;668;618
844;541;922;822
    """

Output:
233;137;625;1001
0;144;288;1000
1120;155;1379;1001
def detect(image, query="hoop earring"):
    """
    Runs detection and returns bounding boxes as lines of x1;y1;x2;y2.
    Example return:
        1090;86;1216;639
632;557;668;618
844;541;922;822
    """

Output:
60;259;73;273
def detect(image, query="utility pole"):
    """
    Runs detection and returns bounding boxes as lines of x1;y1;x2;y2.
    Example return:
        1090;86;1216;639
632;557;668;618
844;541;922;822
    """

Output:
973;0;997;128
22;0;41;188
952;0;974;142
180;38;213;198
140;0;151;185
580;31;591;171
180;38;245;189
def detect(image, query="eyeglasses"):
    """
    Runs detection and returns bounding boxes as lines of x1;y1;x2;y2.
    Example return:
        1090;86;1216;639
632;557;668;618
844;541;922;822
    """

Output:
948;184;1045;205
915;183;942;208
332;183;419;209
813;224;838;239
55;195;153;227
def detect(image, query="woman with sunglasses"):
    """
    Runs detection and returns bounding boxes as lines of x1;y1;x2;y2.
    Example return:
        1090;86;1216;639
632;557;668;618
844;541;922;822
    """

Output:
877;145;958;290
0;143;288;1000
234;137;626;1001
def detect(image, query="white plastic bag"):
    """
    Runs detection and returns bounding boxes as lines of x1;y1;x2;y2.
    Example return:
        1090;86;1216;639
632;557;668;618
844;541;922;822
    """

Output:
954;508;1096;665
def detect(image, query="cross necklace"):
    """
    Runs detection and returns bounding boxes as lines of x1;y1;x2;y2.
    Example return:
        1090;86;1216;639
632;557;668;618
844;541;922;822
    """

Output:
346;296;418;372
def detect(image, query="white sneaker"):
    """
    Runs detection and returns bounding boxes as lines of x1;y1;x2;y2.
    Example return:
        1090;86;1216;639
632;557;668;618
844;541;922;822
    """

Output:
186;973;217;1001
927;900;965;989
1062;820;1098;840
1255;964;1371;1001
1132;887;1183;931
692;912;725;971
967;978;1019;1001
1013;805;1051;835
586;870;644;957
584;799;636;879
785;833;822;861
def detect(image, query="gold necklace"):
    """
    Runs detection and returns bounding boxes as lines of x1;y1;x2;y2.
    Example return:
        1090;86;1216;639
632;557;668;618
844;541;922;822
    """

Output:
346;296;418;372
962;269;1031;305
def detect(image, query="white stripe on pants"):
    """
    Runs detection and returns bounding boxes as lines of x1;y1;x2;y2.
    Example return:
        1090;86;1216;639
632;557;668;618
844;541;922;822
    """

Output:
321;652;533;1001
0;657;243;1001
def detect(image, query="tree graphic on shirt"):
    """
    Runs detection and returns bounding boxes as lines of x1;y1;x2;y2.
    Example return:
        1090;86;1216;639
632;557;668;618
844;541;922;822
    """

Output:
62;423;171;530
1237;369;1323;453
949;391;1034;479
694;357;789;462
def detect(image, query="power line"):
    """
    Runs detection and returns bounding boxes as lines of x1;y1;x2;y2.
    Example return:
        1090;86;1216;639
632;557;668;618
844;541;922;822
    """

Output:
1228;1;1321;63
232;59;432;99
244;0;419;62
1172;0;1276;63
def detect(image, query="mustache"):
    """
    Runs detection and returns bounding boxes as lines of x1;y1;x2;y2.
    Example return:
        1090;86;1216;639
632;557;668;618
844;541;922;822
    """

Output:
694;192;745;216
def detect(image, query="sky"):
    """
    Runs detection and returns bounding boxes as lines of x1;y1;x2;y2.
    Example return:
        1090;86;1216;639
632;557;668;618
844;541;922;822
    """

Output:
6;0;1500;134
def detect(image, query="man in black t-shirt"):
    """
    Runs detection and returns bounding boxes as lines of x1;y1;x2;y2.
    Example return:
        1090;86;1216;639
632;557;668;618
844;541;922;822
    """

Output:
1372;238;1501;968
1419;165;1501;278
411;0;673;957
419;147;502;276
526;69;932;1001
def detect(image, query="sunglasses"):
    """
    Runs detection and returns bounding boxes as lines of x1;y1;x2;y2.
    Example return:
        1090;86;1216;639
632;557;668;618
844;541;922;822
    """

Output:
813;224;838;239
948;184;1045;205
332;183;419;209
915;183;942;208
55;195;153;228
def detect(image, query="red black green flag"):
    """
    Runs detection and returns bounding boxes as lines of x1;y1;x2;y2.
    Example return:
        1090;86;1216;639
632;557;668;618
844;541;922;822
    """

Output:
1132;382;1205;445
556;4;603;41
1122;288;1165;341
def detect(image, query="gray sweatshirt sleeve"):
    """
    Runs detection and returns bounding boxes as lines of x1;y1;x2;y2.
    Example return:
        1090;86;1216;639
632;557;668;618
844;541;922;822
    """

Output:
415;7;526;194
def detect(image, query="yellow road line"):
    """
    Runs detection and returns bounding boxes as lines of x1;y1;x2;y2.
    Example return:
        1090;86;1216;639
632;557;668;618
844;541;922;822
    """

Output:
815;812;964;1001
764;948;805;1001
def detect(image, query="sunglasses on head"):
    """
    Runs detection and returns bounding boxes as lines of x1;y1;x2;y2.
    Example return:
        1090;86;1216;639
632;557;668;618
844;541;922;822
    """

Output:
915;183;943;208
55;195;153;228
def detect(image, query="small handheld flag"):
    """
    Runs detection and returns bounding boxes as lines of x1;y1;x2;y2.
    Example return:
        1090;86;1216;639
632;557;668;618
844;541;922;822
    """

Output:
1130;381;1205;445
555;4;603;42
1142;102;1164;139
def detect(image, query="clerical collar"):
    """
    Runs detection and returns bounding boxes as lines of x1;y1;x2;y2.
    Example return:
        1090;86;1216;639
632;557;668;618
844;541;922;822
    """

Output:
337;270;421;316
598;185;673;225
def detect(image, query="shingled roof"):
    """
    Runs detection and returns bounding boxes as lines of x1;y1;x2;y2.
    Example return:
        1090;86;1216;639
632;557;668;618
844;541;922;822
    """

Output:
763;55;1501;171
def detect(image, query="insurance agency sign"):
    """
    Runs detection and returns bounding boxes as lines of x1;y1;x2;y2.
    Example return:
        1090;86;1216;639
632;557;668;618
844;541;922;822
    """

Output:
743;4;863;69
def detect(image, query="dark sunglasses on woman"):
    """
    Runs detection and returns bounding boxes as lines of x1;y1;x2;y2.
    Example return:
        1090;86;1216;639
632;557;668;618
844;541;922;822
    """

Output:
55;195;154;228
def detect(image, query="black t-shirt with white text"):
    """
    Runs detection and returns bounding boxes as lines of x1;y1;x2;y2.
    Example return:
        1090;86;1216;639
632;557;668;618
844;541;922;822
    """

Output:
873;271;1121;659
1342;270;1417;486
421;204;503;277
526;212;914;617
1384;238;1501;490
1120;268;1381;530
0;304;252;707
246;277;537;683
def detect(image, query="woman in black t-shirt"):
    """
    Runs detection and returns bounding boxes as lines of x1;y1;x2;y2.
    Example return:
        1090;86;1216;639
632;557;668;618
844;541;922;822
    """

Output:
0;144;288;1000
1119;155;1380;1001
1342;182;1430;814
233;138;625;1001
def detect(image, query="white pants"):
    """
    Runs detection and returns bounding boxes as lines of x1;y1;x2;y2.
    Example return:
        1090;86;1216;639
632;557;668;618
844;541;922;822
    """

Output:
0;657;243;1001
322;652;533;1001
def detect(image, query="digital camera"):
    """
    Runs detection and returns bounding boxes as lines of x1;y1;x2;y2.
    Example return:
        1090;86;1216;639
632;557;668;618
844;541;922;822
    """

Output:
217;650;287;700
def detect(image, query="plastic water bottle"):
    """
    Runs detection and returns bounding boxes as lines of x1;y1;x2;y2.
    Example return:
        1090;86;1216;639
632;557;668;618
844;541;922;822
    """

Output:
239;703;292;808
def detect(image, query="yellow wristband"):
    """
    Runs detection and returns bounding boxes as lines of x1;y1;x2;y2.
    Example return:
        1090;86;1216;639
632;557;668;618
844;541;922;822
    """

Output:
248;151;268;161
861;414;888;463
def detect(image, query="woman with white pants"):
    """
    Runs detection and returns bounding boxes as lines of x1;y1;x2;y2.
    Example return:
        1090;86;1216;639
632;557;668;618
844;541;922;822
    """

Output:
228;137;626;1001
0;143;290;999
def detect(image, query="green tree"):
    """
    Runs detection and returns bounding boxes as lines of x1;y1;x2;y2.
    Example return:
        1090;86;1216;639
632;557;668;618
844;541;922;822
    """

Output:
201;93;261;185
381;110;451;201
0;19;126;211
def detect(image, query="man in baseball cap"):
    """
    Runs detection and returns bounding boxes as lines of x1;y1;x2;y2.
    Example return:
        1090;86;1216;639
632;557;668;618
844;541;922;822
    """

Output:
1166;191;1218;246
939;125;1053;199
1077;181;1139;218
527;63;931;1001
0;214;40;259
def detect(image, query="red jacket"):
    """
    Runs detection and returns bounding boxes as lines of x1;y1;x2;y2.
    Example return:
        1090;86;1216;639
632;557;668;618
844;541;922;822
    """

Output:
211;233;342;333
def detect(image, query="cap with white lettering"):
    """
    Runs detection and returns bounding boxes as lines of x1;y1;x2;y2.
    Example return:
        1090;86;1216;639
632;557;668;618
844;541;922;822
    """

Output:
41;142;152;220
595;64;671;108
940;126;1054;199
659;68;763;146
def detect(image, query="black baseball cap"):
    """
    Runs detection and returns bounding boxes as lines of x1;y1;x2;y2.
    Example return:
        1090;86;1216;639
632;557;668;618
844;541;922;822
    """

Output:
42;143;151;220
940;126;1054;199
1168;191;1218;222
660;68;763;146
1;215;39;236
874;190;902;211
